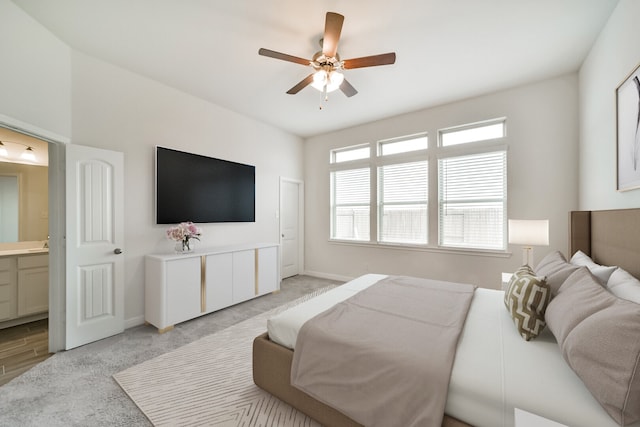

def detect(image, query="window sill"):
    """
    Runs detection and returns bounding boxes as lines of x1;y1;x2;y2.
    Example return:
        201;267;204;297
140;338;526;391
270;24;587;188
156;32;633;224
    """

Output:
328;239;512;258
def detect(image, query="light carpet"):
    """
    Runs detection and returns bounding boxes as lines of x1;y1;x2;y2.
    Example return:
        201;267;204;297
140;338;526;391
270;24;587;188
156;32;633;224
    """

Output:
113;288;333;427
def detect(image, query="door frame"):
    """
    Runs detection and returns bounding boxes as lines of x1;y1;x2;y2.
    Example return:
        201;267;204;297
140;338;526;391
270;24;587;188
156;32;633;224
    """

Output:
0;114;68;352
279;177;304;278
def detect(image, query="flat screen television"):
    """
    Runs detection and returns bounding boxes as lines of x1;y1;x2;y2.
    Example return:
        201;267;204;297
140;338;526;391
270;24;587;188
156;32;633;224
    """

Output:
155;146;255;224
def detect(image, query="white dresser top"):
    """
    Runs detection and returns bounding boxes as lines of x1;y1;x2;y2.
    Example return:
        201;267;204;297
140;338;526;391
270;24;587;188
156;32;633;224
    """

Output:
146;242;278;261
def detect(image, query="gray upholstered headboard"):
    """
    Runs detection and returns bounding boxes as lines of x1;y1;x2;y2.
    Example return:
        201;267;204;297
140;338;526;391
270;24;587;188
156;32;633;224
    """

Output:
569;208;640;280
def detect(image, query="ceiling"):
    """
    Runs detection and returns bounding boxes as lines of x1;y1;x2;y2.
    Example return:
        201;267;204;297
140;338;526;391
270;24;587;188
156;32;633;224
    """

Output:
13;0;619;138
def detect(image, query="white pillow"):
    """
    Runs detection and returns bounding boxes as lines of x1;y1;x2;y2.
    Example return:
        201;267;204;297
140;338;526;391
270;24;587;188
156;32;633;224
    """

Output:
569;250;617;285
607;267;640;304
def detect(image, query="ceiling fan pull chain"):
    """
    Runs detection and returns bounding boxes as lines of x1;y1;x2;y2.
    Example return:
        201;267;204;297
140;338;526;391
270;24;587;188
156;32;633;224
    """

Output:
320;85;329;110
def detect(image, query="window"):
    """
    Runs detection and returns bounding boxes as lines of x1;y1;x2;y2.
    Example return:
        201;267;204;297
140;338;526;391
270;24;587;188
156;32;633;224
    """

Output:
378;160;428;244
329;119;507;252
331;168;370;241
438;119;507;251
438;151;506;250
331;144;370;163
330;134;428;245
440;119;505;147
379;134;428;156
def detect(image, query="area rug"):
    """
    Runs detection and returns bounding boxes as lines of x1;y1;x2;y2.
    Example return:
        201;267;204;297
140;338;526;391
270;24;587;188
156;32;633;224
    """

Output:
113;287;334;427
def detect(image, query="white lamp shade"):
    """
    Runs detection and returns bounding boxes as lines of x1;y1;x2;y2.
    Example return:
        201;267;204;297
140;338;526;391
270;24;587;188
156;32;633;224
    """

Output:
508;219;549;246
311;70;326;88
311;70;344;93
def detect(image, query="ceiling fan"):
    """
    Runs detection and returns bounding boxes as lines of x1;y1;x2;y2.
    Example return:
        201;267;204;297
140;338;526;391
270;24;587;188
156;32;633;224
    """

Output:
258;12;396;101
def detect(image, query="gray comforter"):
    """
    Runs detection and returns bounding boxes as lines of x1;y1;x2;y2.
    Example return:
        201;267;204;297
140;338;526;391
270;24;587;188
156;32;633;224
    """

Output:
291;275;475;427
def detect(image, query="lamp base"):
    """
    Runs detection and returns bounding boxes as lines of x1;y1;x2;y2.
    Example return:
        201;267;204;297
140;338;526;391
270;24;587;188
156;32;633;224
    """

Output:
522;247;534;266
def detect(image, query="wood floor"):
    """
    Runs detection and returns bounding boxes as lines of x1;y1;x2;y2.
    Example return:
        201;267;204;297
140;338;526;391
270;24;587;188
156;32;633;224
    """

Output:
0;319;50;386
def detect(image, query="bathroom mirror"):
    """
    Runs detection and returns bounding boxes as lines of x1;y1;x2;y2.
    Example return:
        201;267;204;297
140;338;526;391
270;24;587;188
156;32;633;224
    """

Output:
0;161;48;243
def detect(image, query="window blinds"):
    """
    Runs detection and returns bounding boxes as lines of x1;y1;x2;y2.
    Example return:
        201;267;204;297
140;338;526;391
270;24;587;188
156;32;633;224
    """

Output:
378;161;428;244
332;168;370;241
438;151;506;250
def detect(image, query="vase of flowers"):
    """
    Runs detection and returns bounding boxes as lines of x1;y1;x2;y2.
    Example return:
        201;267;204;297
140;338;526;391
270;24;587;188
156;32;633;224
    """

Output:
166;222;202;253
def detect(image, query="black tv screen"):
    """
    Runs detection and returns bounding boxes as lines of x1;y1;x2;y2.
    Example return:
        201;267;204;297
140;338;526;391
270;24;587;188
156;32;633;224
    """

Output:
155;146;255;224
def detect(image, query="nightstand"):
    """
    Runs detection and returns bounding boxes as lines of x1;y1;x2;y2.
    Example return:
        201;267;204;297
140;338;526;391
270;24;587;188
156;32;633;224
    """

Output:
515;408;568;427
501;272;513;291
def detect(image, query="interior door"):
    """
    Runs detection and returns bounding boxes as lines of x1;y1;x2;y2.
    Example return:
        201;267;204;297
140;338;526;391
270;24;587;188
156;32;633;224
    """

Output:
65;144;124;350
280;179;302;279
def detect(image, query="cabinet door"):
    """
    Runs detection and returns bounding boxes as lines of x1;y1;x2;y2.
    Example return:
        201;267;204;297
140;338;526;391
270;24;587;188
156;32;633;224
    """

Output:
0;279;16;321
17;267;49;316
0;275;17;321
232;250;256;303
205;253;233;313
166;257;202;325
257;246;279;295
0;258;16;321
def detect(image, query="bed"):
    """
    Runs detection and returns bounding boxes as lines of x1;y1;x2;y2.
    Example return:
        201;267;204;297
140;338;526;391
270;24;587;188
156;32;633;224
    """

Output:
253;208;640;427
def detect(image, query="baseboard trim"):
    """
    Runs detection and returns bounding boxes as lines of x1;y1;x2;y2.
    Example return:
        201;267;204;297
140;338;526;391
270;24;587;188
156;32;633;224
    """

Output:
0;312;48;330
125;315;146;330
302;270;354;282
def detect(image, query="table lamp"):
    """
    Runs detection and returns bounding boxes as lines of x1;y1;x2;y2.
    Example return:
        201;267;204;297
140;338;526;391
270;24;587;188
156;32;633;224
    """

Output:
508;219;549;266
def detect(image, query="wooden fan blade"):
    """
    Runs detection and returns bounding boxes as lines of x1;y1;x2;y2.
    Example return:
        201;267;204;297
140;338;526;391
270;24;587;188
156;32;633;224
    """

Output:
343;52;396;69
258;48;311;66
340;79;358;97
322;12;344;58
286;74;315;94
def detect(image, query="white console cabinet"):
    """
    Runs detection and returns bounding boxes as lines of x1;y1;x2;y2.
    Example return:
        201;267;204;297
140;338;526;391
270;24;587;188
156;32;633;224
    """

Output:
145;243;280;332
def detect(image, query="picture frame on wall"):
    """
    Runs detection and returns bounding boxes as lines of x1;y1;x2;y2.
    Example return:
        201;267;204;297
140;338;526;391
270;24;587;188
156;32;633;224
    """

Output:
616;62;640;191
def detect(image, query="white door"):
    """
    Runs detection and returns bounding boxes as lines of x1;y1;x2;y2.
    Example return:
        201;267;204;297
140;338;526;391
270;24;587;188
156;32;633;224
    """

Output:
65;144;124;350
280;179;302;279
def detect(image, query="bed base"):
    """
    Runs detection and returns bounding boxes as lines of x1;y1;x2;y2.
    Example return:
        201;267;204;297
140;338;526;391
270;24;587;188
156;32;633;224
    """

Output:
253;332;473;427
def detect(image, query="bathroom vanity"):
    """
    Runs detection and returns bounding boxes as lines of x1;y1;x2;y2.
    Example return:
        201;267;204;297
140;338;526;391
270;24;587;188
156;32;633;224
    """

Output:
0;248;49;328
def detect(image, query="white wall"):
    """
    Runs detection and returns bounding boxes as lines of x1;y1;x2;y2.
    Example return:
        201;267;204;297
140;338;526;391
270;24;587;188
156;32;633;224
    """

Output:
1;2;305;327
70;51;304;325
0;0;71;138
304;75;579;288
579;0;640;209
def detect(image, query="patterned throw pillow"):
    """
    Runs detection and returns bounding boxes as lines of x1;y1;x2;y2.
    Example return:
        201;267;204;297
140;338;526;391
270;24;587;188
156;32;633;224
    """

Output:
504;265;551;341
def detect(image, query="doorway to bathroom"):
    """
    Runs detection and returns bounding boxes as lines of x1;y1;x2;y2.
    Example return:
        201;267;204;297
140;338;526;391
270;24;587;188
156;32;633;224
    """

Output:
0;126;51;384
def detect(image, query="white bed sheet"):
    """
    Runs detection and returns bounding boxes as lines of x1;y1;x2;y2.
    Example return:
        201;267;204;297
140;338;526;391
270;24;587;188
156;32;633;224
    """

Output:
267;274;638;427
267;274;388;350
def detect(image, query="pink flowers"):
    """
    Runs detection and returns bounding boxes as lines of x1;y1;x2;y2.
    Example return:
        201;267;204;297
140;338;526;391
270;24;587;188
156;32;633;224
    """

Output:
166;222;202;251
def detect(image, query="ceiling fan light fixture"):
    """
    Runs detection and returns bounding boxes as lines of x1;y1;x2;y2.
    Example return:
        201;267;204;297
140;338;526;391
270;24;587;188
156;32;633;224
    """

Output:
311;69;343;93
329;70;344;89
311;70;326;88
259;12;395;99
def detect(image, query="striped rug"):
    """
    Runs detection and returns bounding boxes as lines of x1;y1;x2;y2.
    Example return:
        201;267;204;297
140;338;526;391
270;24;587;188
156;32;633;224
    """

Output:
113;289;333;426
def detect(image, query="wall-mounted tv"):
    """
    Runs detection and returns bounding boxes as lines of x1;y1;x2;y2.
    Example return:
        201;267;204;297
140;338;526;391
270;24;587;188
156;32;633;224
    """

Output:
155;146;255;224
